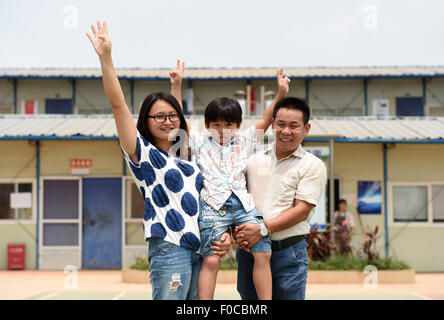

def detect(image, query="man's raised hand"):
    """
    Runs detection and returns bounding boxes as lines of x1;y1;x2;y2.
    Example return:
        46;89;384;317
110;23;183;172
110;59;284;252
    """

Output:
277;68;290;97
170;59;185;87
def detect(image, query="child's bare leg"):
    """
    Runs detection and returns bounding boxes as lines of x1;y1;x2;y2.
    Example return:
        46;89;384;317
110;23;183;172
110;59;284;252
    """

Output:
252;251;272;300
198;255;221;300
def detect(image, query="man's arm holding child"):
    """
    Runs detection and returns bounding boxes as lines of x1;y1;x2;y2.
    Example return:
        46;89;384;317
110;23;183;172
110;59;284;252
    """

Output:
234;200;314;251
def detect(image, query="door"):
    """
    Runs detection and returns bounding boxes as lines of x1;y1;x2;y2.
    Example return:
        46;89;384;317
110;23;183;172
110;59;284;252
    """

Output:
82;178;122;269
326;178;341;224
45;98;73;114
396;97;424;116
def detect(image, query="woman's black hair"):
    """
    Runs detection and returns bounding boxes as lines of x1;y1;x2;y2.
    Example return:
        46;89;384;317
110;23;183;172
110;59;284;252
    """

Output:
204;97;243;126
137;92;189;158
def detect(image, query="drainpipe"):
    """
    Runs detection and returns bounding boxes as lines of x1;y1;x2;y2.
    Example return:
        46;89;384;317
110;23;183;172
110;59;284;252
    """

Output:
13;79;18;114
364;78;368;116
329;137;335;250
123;157;127;177
383;143;389;257
35;140;40;269
130;79;135;114
305;79;310;104
422;78;427;114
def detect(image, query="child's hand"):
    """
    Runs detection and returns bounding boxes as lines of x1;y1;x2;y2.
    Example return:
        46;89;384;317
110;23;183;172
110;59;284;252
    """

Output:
170;59;185;87
86;21;112;58
211;232;231;261
277;68;290;98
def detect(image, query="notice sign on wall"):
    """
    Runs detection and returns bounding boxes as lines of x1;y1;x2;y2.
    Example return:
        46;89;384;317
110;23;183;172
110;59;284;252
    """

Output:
10;193;32;209
70;158;92;176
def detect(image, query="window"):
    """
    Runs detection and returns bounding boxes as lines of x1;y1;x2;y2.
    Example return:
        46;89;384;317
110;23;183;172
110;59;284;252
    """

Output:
43;180;79;219
42;179;80;246
432;185;444;222
125;178;145;246
391;183;444;224
0;182;34;221
393;186;428;222
128;181;144;220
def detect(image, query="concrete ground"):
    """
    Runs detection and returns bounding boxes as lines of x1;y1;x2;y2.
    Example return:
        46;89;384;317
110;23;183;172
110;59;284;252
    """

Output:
0;270;443;300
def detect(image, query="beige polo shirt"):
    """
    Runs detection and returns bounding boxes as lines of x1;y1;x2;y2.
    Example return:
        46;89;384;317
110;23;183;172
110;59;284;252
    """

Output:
246;143;327;240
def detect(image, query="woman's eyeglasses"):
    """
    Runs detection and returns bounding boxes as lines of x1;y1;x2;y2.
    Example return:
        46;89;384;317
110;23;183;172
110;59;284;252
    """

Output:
148;113;180;123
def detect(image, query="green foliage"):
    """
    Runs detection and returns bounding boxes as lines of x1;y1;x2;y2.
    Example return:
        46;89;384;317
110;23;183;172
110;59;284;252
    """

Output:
309;254;410;271
129;255;239;271
129;256;150;270
220;256;238;270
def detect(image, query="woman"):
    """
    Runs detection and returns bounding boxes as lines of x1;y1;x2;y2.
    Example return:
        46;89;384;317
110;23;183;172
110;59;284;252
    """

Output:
86;21;230;300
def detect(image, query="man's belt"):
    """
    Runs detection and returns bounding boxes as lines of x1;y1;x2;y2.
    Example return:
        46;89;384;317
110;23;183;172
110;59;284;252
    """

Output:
271;235;306;251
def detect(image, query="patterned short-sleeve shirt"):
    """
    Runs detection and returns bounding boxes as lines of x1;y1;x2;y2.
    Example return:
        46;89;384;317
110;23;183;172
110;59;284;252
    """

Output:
189;126;257;212
121;131;203;251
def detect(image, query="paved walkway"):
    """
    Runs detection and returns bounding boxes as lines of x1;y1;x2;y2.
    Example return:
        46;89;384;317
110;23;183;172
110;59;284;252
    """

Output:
0;270;443;300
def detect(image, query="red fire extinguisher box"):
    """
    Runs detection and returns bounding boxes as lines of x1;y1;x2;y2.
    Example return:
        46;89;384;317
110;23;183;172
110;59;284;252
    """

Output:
7;244;25;270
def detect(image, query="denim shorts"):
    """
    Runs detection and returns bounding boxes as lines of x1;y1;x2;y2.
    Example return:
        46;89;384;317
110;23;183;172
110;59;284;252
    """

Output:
236;238;308;300
148;238;202;300
198;193;271;257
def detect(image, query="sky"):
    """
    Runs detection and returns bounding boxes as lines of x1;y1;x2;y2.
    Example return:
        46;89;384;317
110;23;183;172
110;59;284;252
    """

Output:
0;0;443;69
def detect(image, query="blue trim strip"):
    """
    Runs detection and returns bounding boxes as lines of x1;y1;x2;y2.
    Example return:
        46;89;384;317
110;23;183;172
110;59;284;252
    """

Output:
304;137;444;144
0;136;117;141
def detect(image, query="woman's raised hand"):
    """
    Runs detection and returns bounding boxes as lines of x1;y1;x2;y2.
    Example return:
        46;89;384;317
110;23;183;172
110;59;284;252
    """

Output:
86;21;111;57
169;59;185;88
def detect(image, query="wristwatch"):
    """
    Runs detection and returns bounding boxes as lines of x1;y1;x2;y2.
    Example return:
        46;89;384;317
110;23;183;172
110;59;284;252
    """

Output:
259;221;269;237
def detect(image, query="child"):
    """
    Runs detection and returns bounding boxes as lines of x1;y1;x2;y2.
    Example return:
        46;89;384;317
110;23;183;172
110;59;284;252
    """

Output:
170;61;290;300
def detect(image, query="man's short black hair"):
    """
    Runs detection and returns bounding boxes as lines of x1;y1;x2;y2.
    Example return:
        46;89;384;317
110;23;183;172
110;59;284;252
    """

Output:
338;199;347;205
273;97;310;125
204;97;243;126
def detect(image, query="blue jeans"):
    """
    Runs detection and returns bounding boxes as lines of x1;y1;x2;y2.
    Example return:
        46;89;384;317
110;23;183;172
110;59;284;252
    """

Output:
148;238;202;300
199;194;271;257
236;238;308;300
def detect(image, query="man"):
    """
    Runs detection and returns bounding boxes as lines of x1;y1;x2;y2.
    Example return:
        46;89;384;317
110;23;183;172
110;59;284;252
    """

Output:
234;97;327;300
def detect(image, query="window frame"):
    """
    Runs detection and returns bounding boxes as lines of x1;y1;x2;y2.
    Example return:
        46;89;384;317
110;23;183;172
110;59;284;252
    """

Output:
124;177;145;247
0;178;36;224
40;176;82;249
388;181;444;227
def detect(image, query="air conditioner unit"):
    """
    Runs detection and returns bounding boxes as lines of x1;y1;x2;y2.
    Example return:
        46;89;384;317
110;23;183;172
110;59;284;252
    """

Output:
372;99;389;117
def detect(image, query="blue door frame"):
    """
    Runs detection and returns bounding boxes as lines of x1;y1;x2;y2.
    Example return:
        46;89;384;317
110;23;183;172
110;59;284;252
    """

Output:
82;177;122;269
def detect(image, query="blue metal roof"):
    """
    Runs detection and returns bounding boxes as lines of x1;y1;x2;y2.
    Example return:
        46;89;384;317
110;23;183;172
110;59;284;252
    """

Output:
1;115;444;143
2;66;444;80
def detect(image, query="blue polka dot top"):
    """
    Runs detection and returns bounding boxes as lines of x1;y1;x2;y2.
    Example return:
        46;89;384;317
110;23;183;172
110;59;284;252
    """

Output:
121;131;203;251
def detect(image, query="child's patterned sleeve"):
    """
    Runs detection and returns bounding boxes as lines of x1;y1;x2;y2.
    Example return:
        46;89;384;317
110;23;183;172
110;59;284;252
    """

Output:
242;126;258;157
188;128;204;156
